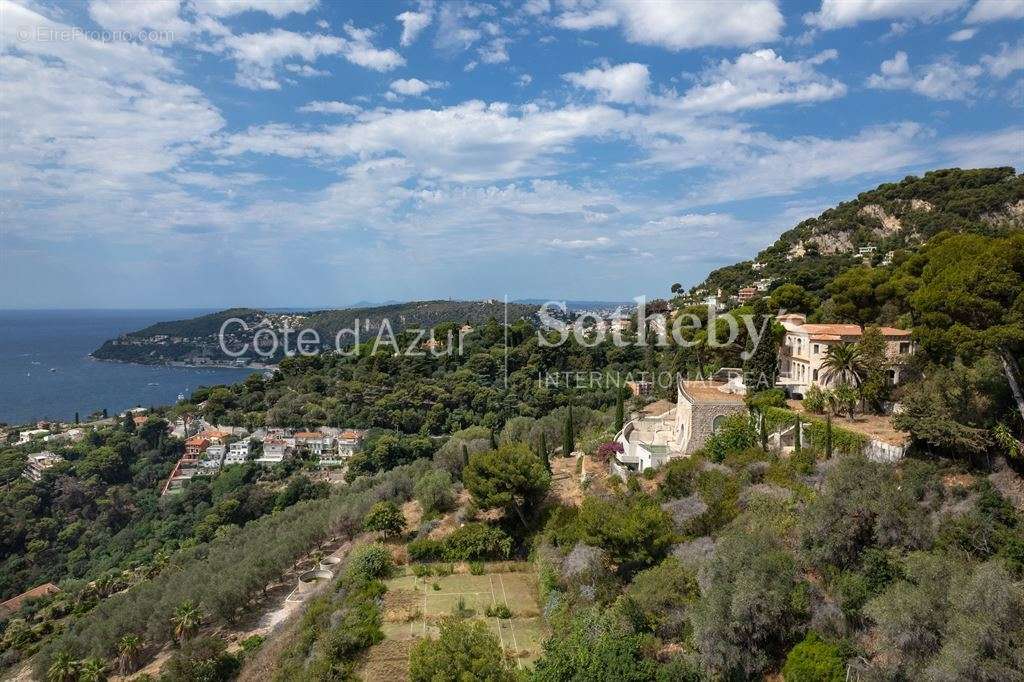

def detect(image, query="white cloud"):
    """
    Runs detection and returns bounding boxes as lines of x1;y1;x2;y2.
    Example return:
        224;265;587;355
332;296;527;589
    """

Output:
88;0;191;37
190;0;318;18
555;0;783;50
804;0;966;29
396;9;432;46
516;73;533;87
340;23;406;71
298;100;362;115
563;62;650;103
548;236;612;249
523;0;550;15
478;36;511;64
981;41;1024;77
939;126;1024;167
223;30;344;89
687;123;931;203
221;24;403;89
389;78;444;96
948;27;978;41
222;100;628;182
673;49;846;113
866;51;982;100
621;213;735;237
965;0;1024;23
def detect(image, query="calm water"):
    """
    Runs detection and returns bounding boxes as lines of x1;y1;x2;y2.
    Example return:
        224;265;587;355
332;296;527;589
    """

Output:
0;310;257;425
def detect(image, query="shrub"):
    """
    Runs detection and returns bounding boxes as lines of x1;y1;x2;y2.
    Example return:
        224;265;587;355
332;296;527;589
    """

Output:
485;603;512;619
346;543;393;581
705;415;756;463
411;563;432;578
363;501;406;538
409;616;518;682
803;385;827;414
660;457;701;500
407;538;442;561
469;561;485;575
782;632;846;682
414;469;456;515
441;523;512;562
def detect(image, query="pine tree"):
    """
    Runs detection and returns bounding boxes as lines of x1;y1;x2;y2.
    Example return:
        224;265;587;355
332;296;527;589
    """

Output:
614;390;624;433
563;405;574;457
794;415;802;453
123;412;136;433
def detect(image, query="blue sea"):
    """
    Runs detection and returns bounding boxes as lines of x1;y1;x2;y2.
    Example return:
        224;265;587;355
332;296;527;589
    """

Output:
0;310;258;425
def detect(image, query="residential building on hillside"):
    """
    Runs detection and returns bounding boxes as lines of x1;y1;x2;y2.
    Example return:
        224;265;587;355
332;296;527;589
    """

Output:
737;287;758;303
225;440;250;465
23;451;64;481
335;429;367;458
200;444;226;470
256;438;290;465
612;378;747;477
776;313;913;397
184;436;209;459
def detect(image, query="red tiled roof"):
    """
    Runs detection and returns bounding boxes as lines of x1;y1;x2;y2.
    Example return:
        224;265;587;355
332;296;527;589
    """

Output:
679;380;746;404
878;327;912;337
801;323;863;337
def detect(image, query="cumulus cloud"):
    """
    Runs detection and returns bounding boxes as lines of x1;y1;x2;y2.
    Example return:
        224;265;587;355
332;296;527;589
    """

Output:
965;0;1024;23
389;78;445;96
396;9;432;46
88;0;192;36
673;49;846;113
866;51;982;100
555;0;783;50
221;24;403;89
563;62;650;103
804;0;966;30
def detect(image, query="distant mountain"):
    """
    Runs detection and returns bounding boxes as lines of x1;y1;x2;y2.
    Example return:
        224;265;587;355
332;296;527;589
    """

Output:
92;300;538;366
693;167;1024;299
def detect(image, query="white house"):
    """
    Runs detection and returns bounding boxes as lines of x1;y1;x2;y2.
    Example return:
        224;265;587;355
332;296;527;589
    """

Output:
200;444;226;470
776;313;914;397
224;440;250;465
256;438;290;465
24;451;64;481
611;378;747;477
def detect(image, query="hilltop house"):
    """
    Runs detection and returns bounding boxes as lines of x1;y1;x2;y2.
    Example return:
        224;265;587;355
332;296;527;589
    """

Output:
776;313;913;397
612;378;747;477
256;438;290;465
23;451;64;481
224;440;250;465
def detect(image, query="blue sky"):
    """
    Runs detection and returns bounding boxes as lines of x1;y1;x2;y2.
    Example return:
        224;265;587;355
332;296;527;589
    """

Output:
1;0;1022;309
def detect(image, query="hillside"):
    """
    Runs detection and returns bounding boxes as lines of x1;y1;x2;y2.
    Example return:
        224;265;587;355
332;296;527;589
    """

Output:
92;300;539;366
695;167;1024;299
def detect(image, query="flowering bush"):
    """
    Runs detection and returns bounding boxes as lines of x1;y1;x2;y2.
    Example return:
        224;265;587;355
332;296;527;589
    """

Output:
595;441;624;460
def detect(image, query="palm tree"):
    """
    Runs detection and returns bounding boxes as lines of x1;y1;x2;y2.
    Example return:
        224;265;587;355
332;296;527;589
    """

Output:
821;342;867;417
171;600;202;642
46;652;77;682
117;633;143;675
77;657;107;682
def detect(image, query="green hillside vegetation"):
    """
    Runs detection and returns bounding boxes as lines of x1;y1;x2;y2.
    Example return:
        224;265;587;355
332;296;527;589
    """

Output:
2;167;1023;680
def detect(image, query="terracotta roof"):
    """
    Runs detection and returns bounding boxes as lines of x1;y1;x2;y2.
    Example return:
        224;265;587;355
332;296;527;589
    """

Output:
678;380;747;404
339;429;366;440
0;583;61;617
801;323;863;337
810;334;844;342
185;436;209;447
294;431;321;439
878;327;912;337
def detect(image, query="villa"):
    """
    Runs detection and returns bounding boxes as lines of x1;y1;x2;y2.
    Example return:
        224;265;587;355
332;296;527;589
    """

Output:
256;438;290;465
776;313;913;397
612;377;747;477
224;440;250;465
23;451;64;481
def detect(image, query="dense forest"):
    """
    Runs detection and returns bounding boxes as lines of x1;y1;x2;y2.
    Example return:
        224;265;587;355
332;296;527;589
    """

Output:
2;168;1023;681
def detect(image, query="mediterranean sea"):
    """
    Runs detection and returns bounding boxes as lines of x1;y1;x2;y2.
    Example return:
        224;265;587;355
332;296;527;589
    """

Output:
0;309;257;425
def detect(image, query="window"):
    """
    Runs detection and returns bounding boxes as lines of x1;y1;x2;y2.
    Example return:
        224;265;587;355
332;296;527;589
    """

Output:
899;342;910;354
712;415;726;434
813;344;819;354
813;369;819;381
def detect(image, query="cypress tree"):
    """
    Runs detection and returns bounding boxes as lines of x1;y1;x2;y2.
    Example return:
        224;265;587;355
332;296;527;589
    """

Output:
489;429;498;450
102;408;108;419
759;410;768;451
540;433;551;473
614;390;624;433
563;405;574;457
123;412;136;433
825;413;833;458
794;415;802;453
743;314;779;393
462;443;470;469
74;411;79;425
